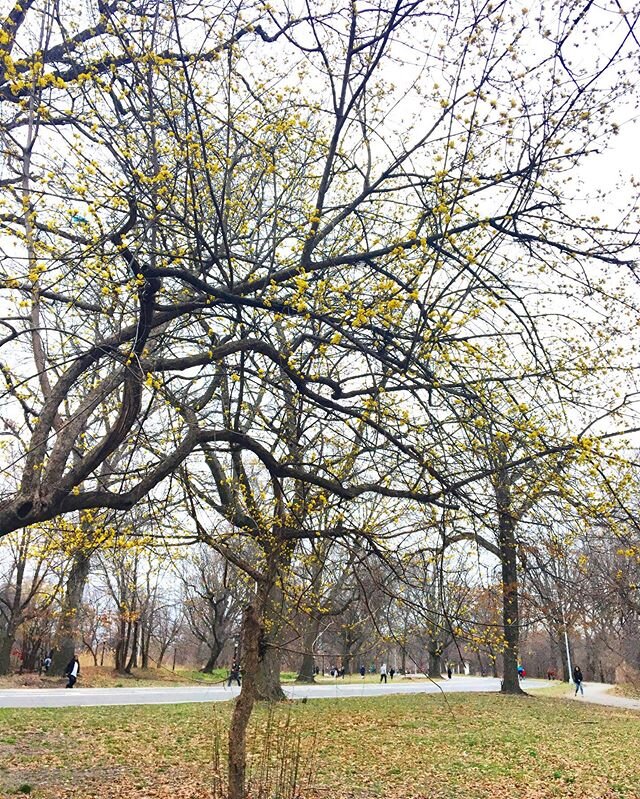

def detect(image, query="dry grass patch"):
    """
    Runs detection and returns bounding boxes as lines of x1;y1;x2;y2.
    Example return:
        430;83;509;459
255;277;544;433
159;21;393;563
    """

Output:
0;666;301;691
0;692;638;799
0;666;228;691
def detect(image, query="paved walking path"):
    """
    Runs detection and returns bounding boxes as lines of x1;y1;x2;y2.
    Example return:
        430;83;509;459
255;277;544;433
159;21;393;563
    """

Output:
1;677;637;711
0;676;547;709
567;682;640;711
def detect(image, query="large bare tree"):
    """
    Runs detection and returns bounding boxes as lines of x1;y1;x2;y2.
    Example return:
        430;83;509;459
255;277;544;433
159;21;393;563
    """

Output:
1;1;640;797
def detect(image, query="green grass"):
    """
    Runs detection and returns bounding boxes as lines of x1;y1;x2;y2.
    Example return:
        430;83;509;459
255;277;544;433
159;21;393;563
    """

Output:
0;692;638;798
308;672;428;685
527;680;574;698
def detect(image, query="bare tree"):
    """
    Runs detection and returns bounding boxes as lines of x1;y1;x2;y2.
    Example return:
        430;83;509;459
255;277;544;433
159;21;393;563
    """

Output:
1;1;639;797
179;545;243;673
0;526;61;673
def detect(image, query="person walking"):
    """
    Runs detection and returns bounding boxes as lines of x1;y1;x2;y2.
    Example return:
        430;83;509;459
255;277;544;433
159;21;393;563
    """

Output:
64;655;80;688
389;667;395;680
573;665;584;696
359;664;366;678
447;665;452;680
228;660;241;687
380;663;388;683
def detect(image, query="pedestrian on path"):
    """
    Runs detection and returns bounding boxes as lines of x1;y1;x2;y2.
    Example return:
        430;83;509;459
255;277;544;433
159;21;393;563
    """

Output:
64;655;80;688
228;661;241;687
380;663;388;683
573;666;584;696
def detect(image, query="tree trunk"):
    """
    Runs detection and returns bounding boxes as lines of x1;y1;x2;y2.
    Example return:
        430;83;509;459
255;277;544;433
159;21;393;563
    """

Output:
598;659;606;684
88;643;98;667
0;629;16;675
254;574;286;702
496;490;524;695
0;560;25;676
256;642;285;701
428;642;443;678
228;602;261;799
200;640;224;673
141;624;152;669
296;616;320;682
585;635;597;681
51;550;92;675
125;620;139;673
553;629;570;682
341;632;358;677
296;650;316;683
227;533;290;796
156;641;169;669
115;618;128;672
342;650;352;676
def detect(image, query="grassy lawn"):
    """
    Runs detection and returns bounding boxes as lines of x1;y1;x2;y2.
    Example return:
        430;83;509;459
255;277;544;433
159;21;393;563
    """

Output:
0;692;638;799
308;672;429;685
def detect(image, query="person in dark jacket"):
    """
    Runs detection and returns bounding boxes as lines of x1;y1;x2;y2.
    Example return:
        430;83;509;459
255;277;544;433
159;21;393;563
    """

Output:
573;665;584;696
228;661;241;687
65;655;80;688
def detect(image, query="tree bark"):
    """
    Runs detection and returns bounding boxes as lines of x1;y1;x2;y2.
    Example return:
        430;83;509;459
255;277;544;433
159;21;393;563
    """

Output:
498;507;524;694
552;629;569;682
86;641;98;667
200;640;224;673
254;564;287;702
342;651;352;675
115;618;128;672
0;556;26;676
156;641;170;669
428;645;443;678
125;620;139;673
341;631;358;678
51;550;91;675
496;475;525;696
228;602;261;799
256;641;285;701
0;628;16;675
296;616;321;682
141;634;150;669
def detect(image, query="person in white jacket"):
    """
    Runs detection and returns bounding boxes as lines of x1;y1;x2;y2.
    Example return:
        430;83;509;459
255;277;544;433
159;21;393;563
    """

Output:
65;655;80;688
380;663;388;683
